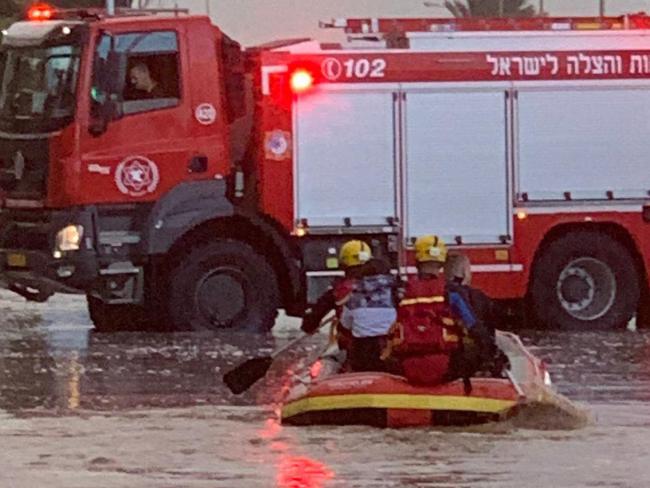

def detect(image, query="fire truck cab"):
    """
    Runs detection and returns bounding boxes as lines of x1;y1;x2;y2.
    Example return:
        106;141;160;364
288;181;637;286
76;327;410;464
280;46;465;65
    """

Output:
0;7;287;332
1;8;650;332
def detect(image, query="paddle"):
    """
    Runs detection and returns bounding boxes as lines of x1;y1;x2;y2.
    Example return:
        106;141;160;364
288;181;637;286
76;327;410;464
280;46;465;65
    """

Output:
223;315;335;394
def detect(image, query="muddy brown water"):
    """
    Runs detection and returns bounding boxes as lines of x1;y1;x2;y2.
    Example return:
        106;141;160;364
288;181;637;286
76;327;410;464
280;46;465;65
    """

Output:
1;291;649;487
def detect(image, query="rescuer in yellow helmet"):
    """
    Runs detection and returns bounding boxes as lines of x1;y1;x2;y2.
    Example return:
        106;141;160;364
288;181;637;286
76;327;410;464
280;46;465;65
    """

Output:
414;234;448;278
385;235;497;390
338;239;372;270
301;239;375;336
382;235;461;386
301;239;397;373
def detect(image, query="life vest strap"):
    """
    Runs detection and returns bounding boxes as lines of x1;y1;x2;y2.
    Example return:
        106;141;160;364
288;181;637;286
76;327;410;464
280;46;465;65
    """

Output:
399;295;445;306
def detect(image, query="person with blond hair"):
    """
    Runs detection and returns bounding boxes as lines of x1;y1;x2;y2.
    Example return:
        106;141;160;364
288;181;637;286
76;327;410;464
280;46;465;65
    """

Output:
445;253;472;286
445;253;496;336
445;252;504;379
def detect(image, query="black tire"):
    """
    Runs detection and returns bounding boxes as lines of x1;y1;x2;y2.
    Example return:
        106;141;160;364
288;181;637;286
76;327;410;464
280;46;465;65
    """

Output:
530;231;639;330
87;294;157;333
167;239;279;332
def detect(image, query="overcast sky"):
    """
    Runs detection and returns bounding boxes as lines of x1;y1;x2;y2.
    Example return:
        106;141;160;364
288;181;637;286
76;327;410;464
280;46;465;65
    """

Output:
150;1;650;45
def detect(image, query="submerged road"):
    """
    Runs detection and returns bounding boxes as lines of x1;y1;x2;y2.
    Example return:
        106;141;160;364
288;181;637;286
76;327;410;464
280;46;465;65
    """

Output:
1;290;649;487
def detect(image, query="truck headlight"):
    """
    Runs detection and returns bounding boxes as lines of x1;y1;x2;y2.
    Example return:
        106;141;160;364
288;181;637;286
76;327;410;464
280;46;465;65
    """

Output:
55;224;84;254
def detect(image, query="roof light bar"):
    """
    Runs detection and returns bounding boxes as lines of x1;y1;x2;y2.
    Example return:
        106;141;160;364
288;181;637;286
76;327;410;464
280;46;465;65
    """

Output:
27;3;55;21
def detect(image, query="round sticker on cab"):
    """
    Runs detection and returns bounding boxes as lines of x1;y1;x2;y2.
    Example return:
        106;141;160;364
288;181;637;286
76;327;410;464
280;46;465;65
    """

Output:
115;156;160;197
195;103;217;125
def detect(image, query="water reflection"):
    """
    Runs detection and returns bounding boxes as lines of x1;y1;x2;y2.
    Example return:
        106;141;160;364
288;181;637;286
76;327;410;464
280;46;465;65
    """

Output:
66;352;81;409
45;326;90;410
0;314;318;411
276;455;335;488
0;314;58;410
522;330;650;403
2;299;650;414
45;326;90;353
2;297;650;487
258;414;336;488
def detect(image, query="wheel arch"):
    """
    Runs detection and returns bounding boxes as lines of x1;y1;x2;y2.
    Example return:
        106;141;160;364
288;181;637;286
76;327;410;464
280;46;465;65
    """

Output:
165;213;304;315
527;221;647;300
142;180;304;315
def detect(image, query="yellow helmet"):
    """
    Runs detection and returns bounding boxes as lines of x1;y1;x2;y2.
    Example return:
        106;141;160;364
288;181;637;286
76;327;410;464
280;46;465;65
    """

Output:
339;240;372;268
414;235;448;263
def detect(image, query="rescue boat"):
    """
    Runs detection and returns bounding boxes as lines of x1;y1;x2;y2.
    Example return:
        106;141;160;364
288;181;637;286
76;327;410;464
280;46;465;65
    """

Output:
281;331;582;428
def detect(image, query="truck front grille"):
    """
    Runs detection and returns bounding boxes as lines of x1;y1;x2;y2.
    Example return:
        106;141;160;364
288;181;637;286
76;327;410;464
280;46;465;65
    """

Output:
0;209;51;252
0;135;49;199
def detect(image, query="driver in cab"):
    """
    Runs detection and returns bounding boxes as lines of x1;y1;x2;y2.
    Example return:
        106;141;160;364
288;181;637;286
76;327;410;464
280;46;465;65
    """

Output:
128;62;166;99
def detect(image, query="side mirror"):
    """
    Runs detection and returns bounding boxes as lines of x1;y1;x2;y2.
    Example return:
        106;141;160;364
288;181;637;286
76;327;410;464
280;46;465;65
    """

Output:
89;41;127;137
89;96;122;137
105;50;128;94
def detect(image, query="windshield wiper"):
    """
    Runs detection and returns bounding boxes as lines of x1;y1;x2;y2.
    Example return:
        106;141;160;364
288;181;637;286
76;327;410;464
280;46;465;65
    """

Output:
44;54;77;119
1;58;22;119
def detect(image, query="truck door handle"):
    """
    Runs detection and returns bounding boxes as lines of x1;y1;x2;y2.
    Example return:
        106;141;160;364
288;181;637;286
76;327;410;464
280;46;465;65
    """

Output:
188;155;208;173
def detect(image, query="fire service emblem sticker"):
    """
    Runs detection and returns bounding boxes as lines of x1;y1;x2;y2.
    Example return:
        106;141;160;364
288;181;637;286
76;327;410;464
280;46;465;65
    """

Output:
115;156;160;197
195;103;217;125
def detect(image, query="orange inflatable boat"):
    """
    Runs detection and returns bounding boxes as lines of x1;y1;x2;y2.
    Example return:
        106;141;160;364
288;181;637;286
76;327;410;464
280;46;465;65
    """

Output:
281;332;583;428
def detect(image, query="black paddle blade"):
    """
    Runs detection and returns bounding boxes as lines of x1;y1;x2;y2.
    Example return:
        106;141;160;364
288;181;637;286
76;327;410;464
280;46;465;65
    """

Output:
223;356;274;395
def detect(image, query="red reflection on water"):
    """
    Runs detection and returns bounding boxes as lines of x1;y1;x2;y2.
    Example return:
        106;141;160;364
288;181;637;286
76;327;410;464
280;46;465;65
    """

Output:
277;456;335;488
257;416;335;486
260;417;282;440
258;416;290;454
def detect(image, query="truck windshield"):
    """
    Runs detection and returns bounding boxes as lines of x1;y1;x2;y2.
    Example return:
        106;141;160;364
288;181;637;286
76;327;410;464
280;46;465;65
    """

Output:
0;44;80;132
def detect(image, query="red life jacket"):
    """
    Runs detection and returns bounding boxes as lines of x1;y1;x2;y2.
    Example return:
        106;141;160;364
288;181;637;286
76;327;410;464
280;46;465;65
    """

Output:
389;276;461;356
331;279;355;351
333;278;355;309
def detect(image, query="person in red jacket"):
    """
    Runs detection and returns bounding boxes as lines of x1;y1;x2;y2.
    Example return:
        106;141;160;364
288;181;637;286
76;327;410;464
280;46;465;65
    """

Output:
385;235;463;385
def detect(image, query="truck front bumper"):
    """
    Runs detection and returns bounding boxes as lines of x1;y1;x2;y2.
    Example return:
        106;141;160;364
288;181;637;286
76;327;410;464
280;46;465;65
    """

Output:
0;207;98;301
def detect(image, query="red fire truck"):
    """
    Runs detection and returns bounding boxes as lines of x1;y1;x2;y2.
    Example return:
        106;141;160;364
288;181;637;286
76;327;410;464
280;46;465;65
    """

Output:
1;6;649;332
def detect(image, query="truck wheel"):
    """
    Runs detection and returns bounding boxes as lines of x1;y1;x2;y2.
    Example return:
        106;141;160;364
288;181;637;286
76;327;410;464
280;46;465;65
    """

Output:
86;295;155;332
167;240;279;332
530;231;639;330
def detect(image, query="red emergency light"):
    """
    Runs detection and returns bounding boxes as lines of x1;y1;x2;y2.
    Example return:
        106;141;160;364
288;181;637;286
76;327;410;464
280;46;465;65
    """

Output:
629;13;650;29
290;69;315;94
27;3;55;21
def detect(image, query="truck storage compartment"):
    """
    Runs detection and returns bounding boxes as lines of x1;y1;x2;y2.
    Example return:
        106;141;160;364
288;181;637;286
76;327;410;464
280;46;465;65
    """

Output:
294;89;397;228
517;87;650;201
403;90;510;245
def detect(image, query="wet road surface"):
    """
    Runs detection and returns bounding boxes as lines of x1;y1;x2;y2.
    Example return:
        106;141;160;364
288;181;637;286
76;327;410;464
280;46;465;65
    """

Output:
1;290;650;487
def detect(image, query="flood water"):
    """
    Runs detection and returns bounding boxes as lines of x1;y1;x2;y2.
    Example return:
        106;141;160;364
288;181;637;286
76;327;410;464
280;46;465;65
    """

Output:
1;290;649;487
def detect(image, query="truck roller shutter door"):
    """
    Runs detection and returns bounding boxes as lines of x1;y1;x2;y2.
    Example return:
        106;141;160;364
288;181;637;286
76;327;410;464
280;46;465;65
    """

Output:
294;89;397;228
518;89;650;201
404;90;510;245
